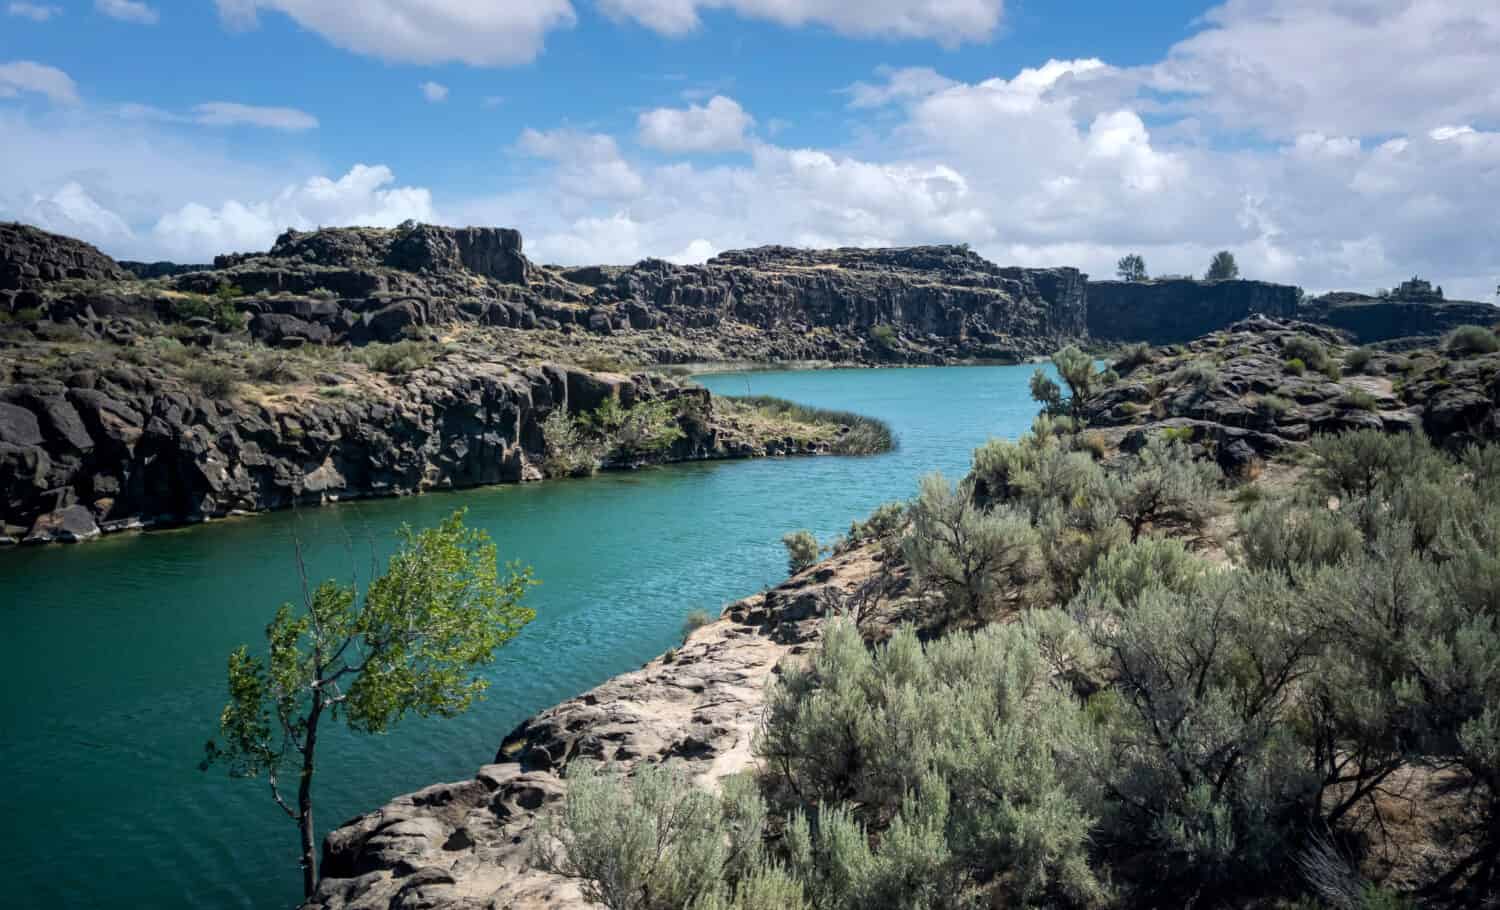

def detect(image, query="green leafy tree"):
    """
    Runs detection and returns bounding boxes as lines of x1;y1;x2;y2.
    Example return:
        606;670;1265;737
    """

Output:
1116;253;1148;282
1205;250;1240;281
201;511;536;898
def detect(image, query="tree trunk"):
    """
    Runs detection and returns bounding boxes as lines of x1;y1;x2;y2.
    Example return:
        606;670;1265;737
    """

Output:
298;699;323;899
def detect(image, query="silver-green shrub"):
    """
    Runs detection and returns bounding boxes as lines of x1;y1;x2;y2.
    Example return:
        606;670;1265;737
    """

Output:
902;472;1041;618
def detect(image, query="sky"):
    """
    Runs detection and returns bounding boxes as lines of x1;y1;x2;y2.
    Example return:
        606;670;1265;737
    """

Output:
1;0;1497;300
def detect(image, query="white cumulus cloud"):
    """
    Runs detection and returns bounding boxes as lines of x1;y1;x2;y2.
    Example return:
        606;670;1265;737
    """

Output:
150;164;435;259
517;128;646;199
638;95;753;153
420;81;449;103
598;0;1004;44
1148;0;1500;137
214;0;577;66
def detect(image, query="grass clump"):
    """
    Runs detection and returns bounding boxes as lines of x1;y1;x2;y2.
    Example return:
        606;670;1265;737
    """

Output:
726;396;894;456
1344;346;1375;373
352;340;438;375
1338;388;1379;411
1171;359;1219;390
183;362;240;398
1111;341;1155;374
1445;324;1500;356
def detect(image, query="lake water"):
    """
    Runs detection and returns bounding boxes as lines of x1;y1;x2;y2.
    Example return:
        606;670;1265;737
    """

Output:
0;364;1044;909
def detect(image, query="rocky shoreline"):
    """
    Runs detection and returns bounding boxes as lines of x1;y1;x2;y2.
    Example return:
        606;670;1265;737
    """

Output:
302;315;1500;910
0;351;877;546
307;541;890;910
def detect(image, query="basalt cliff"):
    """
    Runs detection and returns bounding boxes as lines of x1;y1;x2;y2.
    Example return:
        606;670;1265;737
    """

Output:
4;220;1496;544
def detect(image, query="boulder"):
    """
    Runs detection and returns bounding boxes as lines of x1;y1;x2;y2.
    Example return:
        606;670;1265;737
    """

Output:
24;505;101;544
250;312;334;346
366;301;423;343
0;402;44;447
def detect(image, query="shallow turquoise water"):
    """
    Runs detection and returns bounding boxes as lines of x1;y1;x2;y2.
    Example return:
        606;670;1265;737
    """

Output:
0;364;1043;909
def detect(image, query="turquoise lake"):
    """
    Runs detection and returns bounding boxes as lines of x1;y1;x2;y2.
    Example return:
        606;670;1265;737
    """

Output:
0;364;1045;909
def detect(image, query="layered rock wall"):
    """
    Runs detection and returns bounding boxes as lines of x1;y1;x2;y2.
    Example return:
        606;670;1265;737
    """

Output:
1302;293;1499;343
1087;278;1300;344
577;245;1088;359
0;361;742;544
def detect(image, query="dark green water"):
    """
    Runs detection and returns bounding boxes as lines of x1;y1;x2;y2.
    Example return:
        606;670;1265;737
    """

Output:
0;365;1044;909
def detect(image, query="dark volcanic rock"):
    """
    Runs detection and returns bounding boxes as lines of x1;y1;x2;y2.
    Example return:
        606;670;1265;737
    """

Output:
1301;292;1499;343
1086;316;1497;455
118;261;212;280
1;222;129;293
0;356;826;543
587;245;1088;361
1087;278;1300;344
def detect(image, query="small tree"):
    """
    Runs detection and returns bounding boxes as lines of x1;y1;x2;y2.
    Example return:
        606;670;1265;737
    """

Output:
201;511;536;898
782;530;821;575
1116;253;1148;282
1205;250;1240;281
1030;346;1117;423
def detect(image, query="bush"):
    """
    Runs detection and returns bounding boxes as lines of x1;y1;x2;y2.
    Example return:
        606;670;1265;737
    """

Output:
902;472;1041;618
1106;437;1221;542
782;530;820;576
1282;336;1340;378
541;409;604;478
760;619;1107;907
1237;499;1362;573
1344;347;1375;373
1171;359;1220;390
354;340;437;374
843;501;906;547
1251;393;1293;422
1285;357;1306;375
167;294;243;333
535;762;782;910
869;323;899;351
1309;428;1446;501
589;398;686;459
1072;557;1321;898
1112;342;1155;374
183;362;240;398
1339;388;1378;411
1445;324;1500;356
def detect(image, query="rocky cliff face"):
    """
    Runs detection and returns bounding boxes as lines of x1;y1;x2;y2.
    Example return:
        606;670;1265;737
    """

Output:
0;353;812;545
1301;292;1499;343
1;221;129;307
568;245;1088;361
1086;278;1300;344
1084;316;1499;475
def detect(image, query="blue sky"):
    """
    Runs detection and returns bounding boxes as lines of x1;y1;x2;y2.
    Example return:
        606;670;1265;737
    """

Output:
2;1;1498;300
